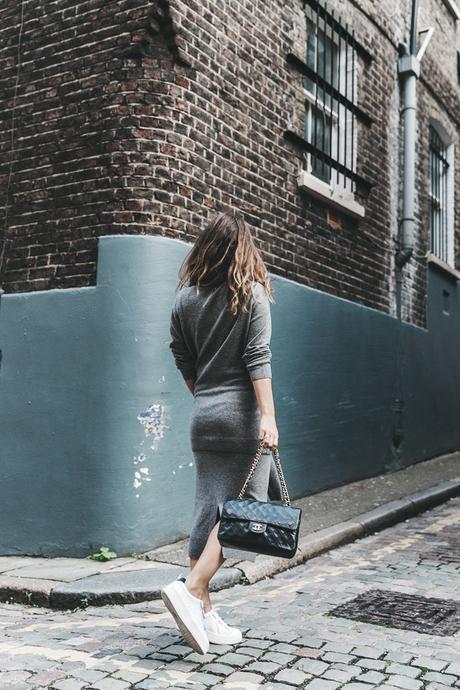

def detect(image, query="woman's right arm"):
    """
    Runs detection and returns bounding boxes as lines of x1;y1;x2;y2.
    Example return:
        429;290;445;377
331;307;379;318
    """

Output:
242;283;279;449
252;378;279;449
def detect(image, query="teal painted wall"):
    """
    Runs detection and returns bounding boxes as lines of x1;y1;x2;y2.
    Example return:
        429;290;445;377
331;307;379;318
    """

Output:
0;235;458;556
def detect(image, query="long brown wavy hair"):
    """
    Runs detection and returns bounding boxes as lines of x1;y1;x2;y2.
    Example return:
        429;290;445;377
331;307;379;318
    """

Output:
176;210;275;316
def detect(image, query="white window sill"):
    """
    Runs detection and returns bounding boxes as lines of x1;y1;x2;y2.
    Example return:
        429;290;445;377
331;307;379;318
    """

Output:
426;251;460;280
297;170;365;219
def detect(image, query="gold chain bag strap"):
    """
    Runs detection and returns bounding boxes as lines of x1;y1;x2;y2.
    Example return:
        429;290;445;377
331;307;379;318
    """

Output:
237;441;291;505
217;440;302;559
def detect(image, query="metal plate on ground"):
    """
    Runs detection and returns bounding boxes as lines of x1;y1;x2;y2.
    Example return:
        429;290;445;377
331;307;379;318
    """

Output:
327;588;460;636
417;526;460;566
419;548;460;565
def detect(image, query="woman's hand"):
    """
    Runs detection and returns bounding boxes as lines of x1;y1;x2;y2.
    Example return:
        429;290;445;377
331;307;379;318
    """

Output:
258;413;279;449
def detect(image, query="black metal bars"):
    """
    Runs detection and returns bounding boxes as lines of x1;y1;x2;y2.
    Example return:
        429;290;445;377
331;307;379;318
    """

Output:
286;0;374;195
429;125;450;262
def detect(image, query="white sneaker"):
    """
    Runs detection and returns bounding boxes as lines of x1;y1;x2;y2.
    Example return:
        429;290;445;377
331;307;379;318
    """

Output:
160;576;209;654
203;607;243;645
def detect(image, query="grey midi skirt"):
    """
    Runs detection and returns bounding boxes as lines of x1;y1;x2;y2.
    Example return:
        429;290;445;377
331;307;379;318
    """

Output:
188;445;273;562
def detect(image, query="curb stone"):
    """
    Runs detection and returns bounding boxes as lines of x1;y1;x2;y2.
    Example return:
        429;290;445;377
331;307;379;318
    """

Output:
48;566;244;610
228;477;460;586
0;478;458;609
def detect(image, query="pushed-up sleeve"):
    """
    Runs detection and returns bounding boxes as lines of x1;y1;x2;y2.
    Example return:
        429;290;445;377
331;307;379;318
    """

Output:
242;283;272;381
169;300;196;381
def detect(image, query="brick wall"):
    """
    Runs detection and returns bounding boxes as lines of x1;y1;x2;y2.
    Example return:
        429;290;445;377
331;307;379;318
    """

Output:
0;0;458;327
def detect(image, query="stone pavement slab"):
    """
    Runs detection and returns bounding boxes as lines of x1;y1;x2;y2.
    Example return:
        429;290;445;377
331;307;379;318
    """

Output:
49;565;243;609
4;557;138;581
0;575;57;608
49;563;189;608
0;557;52;573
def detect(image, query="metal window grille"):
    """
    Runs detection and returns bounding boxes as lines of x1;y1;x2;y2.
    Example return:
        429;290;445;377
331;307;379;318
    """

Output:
285;0;373;194
303;0;358;193
429;125;450;263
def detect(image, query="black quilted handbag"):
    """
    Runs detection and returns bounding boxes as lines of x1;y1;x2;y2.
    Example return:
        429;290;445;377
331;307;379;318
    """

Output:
217;440;302;559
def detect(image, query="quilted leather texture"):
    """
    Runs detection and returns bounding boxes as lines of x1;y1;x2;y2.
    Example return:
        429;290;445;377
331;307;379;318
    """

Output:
217;498;302;559
221;498;301;530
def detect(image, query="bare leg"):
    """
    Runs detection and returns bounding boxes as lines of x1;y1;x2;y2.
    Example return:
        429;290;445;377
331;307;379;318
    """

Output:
186;520;225;613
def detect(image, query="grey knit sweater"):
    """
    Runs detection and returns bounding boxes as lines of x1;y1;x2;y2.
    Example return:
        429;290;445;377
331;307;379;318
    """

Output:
169;281;272;451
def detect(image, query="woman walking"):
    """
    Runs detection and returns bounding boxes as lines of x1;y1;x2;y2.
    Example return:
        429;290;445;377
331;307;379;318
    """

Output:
161;209;279;655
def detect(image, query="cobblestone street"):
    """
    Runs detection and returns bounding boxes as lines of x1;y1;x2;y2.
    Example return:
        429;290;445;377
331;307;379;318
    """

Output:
1;497;459;690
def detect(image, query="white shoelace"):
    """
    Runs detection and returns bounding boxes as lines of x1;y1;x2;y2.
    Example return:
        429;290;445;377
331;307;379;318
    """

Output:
206;608;230;630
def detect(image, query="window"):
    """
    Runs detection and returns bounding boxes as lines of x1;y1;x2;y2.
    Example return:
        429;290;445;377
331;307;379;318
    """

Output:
303;2;358;197
284;0;373;218
429;123;455;266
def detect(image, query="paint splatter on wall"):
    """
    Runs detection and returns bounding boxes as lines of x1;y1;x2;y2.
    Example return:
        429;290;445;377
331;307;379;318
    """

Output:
138;402;167;442
133;403;168;497
132;400;194;498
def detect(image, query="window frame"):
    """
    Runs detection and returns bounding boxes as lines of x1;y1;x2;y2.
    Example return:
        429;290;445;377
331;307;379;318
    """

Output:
302;4;359;201
428;121;455;268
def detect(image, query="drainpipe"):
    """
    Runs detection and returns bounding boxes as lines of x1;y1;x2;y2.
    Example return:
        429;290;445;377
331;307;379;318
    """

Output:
391;2;434;465
395;0;421;320
395;0;434;317
391;0;421;465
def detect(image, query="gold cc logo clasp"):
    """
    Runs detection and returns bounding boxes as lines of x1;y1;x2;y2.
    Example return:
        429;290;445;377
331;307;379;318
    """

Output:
249;521;266;532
